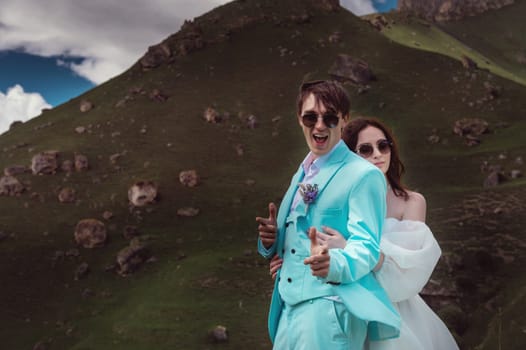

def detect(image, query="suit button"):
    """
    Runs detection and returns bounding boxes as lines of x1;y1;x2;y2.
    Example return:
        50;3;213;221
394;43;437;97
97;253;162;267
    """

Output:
285;223;289;227
287;278;292;283
278;277;281;282
291;249;296;254
282;249;285;254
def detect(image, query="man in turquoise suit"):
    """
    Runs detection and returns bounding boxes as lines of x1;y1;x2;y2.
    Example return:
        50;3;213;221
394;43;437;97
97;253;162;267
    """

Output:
257;80;400;349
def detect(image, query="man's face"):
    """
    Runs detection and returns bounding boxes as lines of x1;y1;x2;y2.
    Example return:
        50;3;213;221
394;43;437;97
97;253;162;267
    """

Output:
298;93;346;158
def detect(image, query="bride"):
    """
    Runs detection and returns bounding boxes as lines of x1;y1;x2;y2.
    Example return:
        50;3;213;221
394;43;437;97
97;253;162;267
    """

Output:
269;117;459;349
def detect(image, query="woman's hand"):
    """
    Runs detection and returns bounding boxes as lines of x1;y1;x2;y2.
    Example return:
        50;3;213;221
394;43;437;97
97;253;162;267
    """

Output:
269;254;283;280
315;226;347;249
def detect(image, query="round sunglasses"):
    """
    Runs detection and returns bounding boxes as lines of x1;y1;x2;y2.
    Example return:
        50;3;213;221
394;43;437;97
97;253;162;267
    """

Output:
301;112;340;129
356;139;392;158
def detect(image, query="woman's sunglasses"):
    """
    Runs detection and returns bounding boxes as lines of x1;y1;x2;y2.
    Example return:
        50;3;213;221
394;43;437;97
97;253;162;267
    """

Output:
356;139;392;158
301;112;340;129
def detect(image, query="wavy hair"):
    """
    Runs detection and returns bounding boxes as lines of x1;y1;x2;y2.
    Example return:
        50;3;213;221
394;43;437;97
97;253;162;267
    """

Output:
342;117;409;200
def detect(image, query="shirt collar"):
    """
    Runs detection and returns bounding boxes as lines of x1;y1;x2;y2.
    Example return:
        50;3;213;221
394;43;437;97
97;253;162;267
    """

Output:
301;140;344;173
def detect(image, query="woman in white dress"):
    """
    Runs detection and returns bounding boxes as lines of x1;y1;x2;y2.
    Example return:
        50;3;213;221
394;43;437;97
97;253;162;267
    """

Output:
269;117;459;349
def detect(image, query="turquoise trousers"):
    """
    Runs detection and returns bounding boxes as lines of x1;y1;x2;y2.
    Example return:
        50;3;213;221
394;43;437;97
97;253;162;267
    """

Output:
273;298;367;350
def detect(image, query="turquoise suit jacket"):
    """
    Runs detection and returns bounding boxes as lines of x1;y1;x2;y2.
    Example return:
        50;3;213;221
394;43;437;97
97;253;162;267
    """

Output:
258;141;401;342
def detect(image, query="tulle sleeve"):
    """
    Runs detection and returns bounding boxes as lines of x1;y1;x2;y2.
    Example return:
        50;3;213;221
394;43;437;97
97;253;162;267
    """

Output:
374;219;442;303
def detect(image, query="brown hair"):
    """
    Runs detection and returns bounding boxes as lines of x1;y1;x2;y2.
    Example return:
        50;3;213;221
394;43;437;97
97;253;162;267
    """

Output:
342;117;409;200
296;80;350;118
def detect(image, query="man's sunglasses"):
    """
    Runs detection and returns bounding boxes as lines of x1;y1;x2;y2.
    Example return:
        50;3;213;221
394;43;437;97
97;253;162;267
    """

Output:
301;112;340;129
356;139;392;158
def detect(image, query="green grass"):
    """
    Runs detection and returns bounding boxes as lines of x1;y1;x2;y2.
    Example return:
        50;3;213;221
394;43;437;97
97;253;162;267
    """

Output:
1;1;525;349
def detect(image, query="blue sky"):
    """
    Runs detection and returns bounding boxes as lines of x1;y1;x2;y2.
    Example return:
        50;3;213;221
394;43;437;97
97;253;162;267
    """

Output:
0;0;397;134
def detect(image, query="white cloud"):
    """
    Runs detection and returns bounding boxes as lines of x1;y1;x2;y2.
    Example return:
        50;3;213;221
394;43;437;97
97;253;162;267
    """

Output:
0;0;231;84
0;84;51;134
340;0;377;16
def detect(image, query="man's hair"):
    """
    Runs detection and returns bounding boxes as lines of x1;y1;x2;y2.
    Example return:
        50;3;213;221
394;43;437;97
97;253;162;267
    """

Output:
296;80;350;117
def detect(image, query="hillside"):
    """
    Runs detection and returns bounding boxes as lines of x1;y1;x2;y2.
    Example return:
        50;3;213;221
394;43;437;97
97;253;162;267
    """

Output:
0;0;525;349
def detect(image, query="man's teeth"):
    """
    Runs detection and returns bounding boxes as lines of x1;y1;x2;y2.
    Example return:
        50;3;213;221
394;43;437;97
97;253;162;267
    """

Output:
313;135;328;142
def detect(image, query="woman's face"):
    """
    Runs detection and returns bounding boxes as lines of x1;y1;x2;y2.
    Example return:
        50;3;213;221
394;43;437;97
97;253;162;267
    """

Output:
355;125;391;174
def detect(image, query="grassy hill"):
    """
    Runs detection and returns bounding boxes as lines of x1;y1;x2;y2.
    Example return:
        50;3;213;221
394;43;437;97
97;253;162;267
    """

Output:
0;0;525;349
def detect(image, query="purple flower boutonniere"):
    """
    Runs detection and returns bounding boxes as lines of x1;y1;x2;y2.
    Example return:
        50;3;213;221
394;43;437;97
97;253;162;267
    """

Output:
299;183;319;205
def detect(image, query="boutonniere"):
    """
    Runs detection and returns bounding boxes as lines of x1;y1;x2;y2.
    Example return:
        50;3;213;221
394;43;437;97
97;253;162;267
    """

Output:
298;183;319;205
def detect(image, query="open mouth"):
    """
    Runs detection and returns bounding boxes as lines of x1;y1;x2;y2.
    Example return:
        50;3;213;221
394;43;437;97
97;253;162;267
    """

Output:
313;134;328;145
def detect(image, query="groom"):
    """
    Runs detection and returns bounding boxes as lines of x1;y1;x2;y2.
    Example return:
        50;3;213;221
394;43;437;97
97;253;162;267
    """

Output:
257;80;400;349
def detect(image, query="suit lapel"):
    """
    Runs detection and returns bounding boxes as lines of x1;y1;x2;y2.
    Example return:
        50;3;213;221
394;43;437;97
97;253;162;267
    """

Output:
311;141;349;198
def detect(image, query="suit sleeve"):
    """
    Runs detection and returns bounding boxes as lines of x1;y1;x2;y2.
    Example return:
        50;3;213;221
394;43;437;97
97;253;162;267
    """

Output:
258;237;277;259
323;168;386;284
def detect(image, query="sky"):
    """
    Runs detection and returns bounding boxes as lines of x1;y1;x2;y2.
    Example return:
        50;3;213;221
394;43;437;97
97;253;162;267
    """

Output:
0;0;397;134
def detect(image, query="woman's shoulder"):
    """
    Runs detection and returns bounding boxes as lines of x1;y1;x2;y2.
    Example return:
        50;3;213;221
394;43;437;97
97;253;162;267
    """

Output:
402;190;426;221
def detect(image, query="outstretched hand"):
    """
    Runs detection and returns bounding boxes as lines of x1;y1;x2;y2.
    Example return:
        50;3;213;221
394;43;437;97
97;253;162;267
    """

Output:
304;227;330;278
256;202;278;248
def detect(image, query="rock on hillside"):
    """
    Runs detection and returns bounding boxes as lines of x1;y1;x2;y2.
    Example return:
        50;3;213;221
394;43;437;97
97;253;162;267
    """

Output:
398;0;515;21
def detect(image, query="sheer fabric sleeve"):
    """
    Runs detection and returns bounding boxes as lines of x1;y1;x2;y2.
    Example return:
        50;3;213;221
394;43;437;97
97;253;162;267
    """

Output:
374;219;441;303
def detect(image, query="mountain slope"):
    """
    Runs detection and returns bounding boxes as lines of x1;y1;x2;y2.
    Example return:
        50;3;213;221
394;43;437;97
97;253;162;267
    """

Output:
0;0;525;349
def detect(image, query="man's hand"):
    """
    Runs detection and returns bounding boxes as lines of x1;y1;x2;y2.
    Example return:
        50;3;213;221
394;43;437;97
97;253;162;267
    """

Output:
256;202;277;249
304;227;330;278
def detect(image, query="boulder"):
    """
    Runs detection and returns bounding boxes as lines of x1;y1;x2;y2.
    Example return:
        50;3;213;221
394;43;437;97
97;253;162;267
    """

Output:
208;325;228;343
139;43;172;69
204;107;221;123
177;207;200;217
31;151;59;175
179;170;199;187
0;176;25;196
58;187;76;203
128;181;158;207
80;99;94;112
75;154;89;172
453;118;489;137
61;160;74;173
4;165;29;176
116;239;151;276
328;54;376;85
74;219;107;248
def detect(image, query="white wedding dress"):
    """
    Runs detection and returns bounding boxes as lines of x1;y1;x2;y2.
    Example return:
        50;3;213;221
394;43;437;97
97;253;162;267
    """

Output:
366;218;459;350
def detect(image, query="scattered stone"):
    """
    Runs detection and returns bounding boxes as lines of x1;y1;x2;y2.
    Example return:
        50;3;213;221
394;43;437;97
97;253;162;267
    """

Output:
31;151;59;175
4;165;29;176
116;239;151;276
80;99;94;112
483;171;506;188
0;175;25;196
109;153;122;164
75;154;89;172
128;181;158;207
453;118;489;146
75;126;86;134
515;156;523;166
235;144;244;156
460;55;477;69
245;179;256;186
328;54;376;85
428;134;440;144
74;219;107;248
58;187;76;203
74;262;90;280
204;107;221;123
65;248;80;258
177;207;200;217
149;89;167;102
208;325;228;343
246;115;258;129
510;169;522;179
102;211;113;220
139;43;172;69
179;170;199;187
